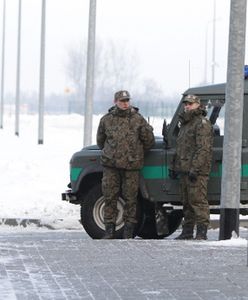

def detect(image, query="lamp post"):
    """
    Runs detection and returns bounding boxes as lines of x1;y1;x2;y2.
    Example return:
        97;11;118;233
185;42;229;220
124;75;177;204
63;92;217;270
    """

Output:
0;0;6;129
204;21;211;84
204;2;221;85
83;0;97;147
15;0;22;136
38;0;46;144
219;0;247;240
211;0;216;84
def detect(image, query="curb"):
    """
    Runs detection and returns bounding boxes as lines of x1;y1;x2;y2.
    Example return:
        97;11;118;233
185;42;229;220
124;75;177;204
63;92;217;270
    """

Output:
210;219;248;229
0;218;247;229
0;218;82;230
0;218;58;229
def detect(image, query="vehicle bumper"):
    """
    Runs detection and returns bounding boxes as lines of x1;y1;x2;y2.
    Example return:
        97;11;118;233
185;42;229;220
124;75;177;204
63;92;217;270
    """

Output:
61;190;79;204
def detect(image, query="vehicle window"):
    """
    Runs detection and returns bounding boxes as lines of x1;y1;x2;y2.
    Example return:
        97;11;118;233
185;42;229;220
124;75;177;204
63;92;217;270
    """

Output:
206;99;225;136
171;97;225;137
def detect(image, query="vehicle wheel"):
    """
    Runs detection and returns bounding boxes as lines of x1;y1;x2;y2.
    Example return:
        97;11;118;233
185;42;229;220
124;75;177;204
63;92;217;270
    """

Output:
81;183;142;239
137;209;183;239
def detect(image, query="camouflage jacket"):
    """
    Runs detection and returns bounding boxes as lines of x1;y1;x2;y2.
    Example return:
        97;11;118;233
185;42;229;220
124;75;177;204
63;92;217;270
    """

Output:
172;107;213;176
97;105;155;170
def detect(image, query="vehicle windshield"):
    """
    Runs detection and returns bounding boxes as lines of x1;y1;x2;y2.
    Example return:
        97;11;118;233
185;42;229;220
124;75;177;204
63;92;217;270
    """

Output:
205;98;225;136
171;96;226;138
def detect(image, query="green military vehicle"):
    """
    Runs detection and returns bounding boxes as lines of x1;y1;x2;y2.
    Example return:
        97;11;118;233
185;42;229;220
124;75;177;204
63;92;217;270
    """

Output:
62;80;248;239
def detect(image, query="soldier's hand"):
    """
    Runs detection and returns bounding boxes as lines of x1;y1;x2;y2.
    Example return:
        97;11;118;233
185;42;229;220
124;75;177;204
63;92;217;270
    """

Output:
188;171;197;183
169;169;178;180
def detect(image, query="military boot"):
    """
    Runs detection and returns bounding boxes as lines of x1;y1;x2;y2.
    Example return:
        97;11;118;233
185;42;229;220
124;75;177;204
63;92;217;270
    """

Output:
102;223;115;239
175;225;194;240
123;222;135;239
195;224;208;240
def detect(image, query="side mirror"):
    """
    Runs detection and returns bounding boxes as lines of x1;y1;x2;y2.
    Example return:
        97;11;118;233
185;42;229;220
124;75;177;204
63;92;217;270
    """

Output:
162;119;168;146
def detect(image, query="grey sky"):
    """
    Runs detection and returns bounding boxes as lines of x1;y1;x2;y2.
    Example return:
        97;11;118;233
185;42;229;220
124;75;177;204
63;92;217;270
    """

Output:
2;0;244;99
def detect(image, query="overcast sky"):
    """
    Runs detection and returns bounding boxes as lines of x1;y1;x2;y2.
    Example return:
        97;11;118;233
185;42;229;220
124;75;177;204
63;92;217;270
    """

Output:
1;0;246;99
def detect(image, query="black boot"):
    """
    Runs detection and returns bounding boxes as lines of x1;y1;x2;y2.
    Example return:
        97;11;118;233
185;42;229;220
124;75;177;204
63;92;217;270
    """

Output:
175;225;194;240
102;223;115;239
195;224;208;240
123;222;135;239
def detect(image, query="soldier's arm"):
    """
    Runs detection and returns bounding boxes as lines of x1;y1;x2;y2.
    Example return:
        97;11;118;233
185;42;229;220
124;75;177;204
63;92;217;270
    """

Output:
96;119;106;150
191;120;213;174
139;118;155;150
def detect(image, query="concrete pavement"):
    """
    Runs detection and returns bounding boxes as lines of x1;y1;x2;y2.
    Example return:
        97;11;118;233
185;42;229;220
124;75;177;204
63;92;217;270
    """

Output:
0;228;247;299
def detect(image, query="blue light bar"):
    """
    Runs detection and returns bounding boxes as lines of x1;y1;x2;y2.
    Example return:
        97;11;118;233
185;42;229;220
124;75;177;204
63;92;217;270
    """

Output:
244;65;248;79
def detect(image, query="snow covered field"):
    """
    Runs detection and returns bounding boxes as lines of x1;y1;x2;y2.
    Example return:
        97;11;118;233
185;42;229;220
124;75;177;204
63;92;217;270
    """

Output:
0;113;165;229
0;114;87;227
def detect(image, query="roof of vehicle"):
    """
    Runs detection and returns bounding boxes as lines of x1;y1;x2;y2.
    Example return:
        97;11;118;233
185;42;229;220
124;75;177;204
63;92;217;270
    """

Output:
183;78;248;96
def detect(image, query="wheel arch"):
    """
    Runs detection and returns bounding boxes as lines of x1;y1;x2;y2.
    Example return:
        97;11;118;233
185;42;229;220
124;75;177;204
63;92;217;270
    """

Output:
77;172;103;201
76;170;151;203
72;164;103;192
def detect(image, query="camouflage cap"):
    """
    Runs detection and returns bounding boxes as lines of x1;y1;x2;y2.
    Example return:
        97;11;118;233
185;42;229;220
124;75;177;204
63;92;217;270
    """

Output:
183;94;200;104
114;90;130;101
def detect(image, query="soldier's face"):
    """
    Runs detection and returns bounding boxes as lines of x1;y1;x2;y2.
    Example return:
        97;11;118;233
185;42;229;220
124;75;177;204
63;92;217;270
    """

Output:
184;102;200;112
115;99;130;110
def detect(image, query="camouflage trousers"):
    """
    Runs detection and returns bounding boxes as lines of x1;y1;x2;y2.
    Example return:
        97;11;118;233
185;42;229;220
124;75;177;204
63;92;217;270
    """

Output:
102;167;139;225
180;174;210;227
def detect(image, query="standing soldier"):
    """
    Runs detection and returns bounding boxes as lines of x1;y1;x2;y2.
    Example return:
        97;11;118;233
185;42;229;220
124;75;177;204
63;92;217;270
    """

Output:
97;90;155;239
169;95;213;240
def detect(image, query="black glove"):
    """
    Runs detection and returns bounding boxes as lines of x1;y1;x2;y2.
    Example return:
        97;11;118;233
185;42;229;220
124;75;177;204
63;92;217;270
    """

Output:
188;171;197;183
169;169;178;180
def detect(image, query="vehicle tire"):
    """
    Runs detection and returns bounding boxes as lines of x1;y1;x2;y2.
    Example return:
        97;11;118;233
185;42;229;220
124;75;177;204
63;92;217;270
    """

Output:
81;183;142;239
137;209;183;239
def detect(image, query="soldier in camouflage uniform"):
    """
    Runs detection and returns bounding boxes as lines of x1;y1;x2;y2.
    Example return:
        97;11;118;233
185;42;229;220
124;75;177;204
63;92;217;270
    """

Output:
97;90;155;239
169;95;213;240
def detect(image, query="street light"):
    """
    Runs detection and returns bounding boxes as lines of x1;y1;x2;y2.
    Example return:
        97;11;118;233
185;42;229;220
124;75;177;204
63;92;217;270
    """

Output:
204;1;220;85
38;0;46;144
15;0;22;136
211;0;216;84
219;0;247;240
0;0;6;129
83;0;97;147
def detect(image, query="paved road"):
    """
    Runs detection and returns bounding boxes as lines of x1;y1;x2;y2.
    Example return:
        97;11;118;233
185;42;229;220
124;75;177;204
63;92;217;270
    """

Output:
0;228;247;300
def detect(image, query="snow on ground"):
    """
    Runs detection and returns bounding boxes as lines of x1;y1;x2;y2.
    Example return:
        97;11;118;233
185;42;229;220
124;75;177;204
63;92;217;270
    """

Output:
0;113;165;229
0;114;89;220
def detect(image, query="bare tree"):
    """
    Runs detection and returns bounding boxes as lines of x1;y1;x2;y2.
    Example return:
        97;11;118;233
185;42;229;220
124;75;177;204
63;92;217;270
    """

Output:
96;39;139;91
65;39;140;105
65;42;87;96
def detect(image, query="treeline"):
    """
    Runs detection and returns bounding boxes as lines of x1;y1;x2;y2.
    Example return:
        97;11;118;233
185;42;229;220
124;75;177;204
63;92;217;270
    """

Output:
4;91;180;119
